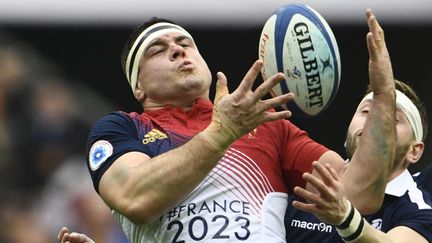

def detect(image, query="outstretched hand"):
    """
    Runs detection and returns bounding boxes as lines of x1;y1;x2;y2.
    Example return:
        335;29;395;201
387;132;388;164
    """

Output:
58;227;95;243
292;161;350;225
366;9;395;96
202;60;294;150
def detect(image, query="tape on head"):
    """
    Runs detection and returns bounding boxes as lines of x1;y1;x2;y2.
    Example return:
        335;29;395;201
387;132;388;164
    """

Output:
361;90;423;141
125;22;194;92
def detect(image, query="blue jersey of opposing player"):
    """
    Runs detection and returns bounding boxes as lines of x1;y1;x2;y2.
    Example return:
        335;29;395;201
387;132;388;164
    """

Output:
285;170;432;242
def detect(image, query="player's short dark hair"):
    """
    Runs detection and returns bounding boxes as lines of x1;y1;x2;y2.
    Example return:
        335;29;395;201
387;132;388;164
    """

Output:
366;80;428;141
120;17;176;79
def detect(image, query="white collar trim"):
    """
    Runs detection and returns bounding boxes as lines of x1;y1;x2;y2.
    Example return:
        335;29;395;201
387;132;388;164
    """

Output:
385;170;415;197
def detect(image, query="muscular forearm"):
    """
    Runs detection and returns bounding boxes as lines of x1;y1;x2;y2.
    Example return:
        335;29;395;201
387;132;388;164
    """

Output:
100;130;231;224
342;91;396;214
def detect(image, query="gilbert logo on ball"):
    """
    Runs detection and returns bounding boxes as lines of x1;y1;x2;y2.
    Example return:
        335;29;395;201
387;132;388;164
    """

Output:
259;3;341;117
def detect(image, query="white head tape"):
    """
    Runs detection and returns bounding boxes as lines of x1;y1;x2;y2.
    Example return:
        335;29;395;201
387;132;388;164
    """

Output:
361;90;423;141
125;22;194;92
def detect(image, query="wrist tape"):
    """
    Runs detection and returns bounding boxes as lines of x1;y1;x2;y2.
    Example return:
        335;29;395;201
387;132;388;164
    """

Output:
198;131;226;152
336;202;365;242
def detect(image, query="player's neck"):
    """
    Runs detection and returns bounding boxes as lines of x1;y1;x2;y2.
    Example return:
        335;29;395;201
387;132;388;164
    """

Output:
388;167;407;182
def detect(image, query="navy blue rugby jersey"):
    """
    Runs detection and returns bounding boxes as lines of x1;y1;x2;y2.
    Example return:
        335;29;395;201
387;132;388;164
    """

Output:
285;170;432;242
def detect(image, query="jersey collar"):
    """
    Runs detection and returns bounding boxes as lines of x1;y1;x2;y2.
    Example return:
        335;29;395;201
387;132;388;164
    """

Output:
385;169;414;197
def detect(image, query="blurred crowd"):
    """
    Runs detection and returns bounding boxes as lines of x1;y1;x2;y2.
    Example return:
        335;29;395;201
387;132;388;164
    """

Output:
0;31;128;243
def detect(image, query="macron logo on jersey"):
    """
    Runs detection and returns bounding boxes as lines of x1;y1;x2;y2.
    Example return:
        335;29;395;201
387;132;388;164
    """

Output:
289;219;333;233
89;140;113;171
142;129;168;144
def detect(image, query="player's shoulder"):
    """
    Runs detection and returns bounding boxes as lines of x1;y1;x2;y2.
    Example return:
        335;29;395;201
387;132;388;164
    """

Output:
91;111;144;129
408;173;432;209
95;111;138;123
264;117;309;141
87;111;143;139
388;182;432;215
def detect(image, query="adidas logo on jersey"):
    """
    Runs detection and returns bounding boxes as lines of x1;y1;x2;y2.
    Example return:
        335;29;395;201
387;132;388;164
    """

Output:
142;129;168;144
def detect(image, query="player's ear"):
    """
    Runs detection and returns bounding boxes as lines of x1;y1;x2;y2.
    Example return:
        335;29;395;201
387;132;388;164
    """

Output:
134;82;146;102
407;141;424;165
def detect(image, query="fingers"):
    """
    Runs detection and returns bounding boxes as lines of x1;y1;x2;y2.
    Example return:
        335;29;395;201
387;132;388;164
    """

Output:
366;9;386;60
252;72;285;101
209;59;294;140
296;162;341;203
58;227;68;240
293;162;351;225
366;31;376;60
313;162;340;187
292;198;318;214
248;71;294;117
262;92;294;109
299;172;335;203
58;227;70;243
326;163;340;181
263;109;292;122
70;233;95;243
57;227;94;243
368;9;385;45
214;71;229;105
294;185;321;203
228;60;294;115
365;8;394;94
237;60;263;94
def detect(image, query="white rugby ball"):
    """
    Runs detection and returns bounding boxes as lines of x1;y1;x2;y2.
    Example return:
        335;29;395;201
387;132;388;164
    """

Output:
258;3;341;117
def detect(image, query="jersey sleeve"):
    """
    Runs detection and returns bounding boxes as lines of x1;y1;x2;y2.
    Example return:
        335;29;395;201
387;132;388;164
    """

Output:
278;120;329;192
394;207;432;241
378;190;432;241
85;112;149;193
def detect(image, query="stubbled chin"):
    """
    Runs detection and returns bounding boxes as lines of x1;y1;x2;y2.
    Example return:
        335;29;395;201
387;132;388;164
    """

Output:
178;72;209;88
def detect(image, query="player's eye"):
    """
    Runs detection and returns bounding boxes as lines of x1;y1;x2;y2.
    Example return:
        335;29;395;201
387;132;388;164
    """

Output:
149;48;165;56
177;41;190;48
178;38;194;48
360;108;369;114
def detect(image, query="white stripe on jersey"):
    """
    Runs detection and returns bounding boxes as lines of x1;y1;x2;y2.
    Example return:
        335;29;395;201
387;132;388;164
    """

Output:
182;147;276;217
408;183;432;210
226;148;274;192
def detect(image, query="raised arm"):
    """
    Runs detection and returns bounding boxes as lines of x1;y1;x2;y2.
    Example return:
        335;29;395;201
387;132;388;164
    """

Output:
341;8;396;213
98;61;294;224
308;9;396;214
